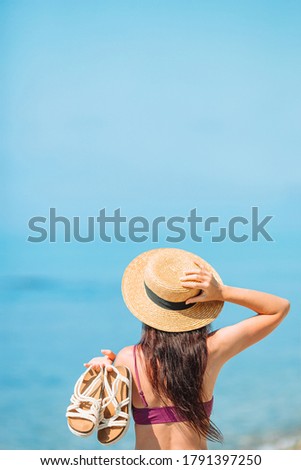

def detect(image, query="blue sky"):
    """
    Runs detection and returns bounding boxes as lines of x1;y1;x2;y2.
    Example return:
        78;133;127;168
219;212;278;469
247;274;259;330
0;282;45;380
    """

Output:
1;0;300;278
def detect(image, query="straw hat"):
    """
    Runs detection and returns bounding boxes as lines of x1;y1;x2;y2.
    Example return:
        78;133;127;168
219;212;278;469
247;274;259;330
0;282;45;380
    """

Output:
121;248;224;332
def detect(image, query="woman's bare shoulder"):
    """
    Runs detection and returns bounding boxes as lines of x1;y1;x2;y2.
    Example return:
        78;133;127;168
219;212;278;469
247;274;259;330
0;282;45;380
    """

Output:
207;330;221;356
114;345;135;366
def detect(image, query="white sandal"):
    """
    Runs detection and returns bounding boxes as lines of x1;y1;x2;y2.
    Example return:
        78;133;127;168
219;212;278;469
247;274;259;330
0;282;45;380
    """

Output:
66;367;104;437
97;365;132;445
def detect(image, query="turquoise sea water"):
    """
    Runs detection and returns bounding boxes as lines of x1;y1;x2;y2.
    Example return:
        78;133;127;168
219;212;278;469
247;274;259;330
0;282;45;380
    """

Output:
0;238;300;450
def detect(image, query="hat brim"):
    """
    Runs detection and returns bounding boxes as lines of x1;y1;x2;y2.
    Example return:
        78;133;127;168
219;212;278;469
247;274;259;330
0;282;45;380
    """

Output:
121;248;224;332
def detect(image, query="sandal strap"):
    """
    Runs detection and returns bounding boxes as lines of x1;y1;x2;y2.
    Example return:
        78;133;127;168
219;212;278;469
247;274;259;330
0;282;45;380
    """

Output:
101;367;130;409
74;366;103;400
66;406;102;425
98;366;130;429
98;418;128;430
66;367;104;423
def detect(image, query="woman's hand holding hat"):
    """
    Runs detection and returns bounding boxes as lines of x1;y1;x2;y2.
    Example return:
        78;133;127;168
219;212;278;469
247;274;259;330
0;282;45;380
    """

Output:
180;260;224;304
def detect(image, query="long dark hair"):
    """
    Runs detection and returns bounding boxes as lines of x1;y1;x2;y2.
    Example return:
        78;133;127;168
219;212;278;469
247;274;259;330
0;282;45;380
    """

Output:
138;323;222;442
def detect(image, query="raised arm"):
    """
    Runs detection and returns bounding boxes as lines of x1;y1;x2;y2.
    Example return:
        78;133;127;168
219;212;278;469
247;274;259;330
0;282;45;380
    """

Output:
181;261;290;365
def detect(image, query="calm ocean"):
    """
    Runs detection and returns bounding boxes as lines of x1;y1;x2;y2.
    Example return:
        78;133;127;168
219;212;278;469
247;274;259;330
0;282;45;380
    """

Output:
0;238;300;450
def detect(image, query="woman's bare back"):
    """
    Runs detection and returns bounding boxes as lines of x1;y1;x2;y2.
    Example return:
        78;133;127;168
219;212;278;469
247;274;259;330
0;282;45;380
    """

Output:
115;338;220;450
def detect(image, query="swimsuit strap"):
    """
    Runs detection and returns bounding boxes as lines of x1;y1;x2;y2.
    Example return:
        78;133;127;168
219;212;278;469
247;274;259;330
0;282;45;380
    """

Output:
133;345;149;408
